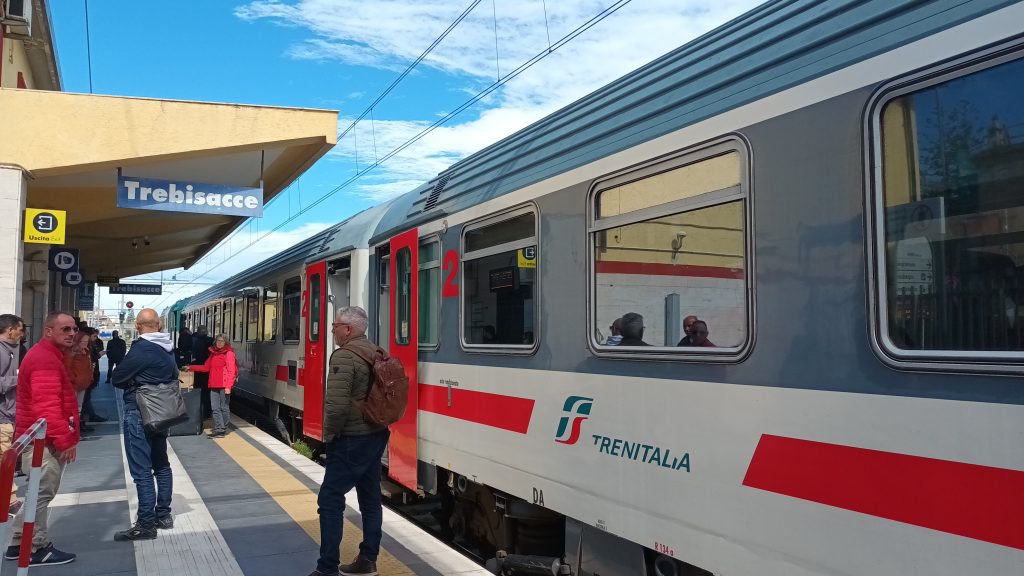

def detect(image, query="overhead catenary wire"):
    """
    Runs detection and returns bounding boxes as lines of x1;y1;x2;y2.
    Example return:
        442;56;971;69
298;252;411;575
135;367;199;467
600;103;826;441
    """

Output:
148;0;633;311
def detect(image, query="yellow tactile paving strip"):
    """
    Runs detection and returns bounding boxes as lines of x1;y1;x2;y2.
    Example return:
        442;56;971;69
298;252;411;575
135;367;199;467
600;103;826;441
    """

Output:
213;431;418;575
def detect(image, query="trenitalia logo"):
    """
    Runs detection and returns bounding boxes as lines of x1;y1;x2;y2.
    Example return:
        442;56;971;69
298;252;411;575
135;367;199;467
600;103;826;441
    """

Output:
554;396;593;444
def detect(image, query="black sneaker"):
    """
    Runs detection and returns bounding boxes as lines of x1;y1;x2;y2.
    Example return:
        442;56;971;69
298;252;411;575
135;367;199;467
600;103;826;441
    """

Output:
114;523;157;541
4;545;19;560
340;555;377;576
157;516;174;530
28;544;75;566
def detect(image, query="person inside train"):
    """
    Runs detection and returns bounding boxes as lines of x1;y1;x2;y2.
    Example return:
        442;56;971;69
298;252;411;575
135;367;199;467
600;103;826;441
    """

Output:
675;315;699;346
680;320;715;347
605;318;623;345
482;325;497;344
618;312;649;346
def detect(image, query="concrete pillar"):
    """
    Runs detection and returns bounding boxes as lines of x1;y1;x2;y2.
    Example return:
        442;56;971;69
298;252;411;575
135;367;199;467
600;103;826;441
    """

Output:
0;166;27;319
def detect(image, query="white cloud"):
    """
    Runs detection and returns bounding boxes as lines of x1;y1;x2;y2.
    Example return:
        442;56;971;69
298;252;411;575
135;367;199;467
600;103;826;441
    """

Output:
126;221;335;311
237;0;764;202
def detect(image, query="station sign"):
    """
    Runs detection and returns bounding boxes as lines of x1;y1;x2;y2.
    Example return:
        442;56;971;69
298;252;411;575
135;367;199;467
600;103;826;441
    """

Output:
61;270;84;288
517;247;536;269
24;208;66;244
109;284;162;295
117;170;263;217
48;247;80;273
77;283;95;311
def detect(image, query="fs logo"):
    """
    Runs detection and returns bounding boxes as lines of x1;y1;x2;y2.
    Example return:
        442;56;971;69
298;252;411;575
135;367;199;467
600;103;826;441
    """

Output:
554;396;593;445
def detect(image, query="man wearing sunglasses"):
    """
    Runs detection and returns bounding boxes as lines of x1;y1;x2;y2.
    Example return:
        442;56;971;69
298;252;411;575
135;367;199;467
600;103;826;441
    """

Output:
7;312;79;567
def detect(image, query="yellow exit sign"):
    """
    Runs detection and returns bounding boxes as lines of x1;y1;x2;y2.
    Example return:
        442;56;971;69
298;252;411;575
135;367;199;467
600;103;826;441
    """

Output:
24;208;66;244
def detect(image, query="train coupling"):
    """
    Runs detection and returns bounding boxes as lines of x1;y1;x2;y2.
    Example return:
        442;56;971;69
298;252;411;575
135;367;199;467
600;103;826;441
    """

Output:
486;550;571;575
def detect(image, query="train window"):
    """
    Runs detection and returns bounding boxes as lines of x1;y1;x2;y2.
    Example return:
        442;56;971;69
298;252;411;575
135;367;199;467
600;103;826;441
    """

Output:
211;304;220;337
419;238;440;347
873;54;1024;361
221;300;231;341
309;274;322;343
462;207;537;349
233;297;244;342
590;142;750;355
246;293;260;342
395;248;412;345
282;277;301;343
263;284;278;341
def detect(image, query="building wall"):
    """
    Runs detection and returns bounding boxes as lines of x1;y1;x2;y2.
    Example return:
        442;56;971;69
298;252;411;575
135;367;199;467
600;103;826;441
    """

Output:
1;35;36;88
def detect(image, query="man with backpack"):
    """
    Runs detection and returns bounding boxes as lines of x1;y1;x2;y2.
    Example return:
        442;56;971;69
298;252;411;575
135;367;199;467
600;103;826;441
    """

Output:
310;306;391;576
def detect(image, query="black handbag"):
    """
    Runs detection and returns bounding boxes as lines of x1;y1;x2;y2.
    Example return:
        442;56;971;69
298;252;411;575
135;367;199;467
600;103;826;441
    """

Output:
135;382;189;434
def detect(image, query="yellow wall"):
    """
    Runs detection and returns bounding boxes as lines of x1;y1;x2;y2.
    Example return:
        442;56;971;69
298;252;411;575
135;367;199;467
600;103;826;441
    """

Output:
0;89;337;177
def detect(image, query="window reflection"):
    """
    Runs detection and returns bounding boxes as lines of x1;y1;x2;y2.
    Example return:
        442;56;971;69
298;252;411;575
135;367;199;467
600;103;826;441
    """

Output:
881;56;1024;351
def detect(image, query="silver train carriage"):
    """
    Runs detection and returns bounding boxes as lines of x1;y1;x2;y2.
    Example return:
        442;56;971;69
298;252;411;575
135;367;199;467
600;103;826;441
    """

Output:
178;1;1024;574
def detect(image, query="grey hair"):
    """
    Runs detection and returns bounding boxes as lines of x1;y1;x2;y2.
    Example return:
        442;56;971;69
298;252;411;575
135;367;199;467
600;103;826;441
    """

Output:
620;312;645;340
214;333;230;344
335;306;369;333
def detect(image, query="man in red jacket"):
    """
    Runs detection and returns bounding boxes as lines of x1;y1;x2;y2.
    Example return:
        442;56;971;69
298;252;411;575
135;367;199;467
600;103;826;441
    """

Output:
6;312;79;567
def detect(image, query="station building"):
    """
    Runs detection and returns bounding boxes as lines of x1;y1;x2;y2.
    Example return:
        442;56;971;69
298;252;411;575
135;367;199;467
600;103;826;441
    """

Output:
0;0;337;342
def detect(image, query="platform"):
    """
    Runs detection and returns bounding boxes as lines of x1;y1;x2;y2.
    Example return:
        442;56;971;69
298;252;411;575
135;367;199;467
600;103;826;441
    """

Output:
4;367;489;576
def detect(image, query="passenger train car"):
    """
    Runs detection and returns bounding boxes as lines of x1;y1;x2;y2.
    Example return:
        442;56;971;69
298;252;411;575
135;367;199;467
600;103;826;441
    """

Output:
176;2;1024;574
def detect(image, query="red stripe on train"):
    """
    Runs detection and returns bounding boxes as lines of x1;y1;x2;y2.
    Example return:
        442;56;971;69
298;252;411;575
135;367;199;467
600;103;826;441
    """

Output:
743;434;1024;550
419;383;534;434
595;260;744;279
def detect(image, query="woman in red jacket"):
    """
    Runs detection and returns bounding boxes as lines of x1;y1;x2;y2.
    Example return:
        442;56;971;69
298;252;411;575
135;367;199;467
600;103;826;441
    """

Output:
184;334;237;438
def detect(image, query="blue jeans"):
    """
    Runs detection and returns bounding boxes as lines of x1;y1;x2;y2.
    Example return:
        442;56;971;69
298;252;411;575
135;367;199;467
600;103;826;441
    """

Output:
123;407;172;527
317;429;390;573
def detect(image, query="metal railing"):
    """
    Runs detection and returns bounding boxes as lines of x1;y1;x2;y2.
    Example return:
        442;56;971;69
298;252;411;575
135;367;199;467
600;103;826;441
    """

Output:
0;418;48;575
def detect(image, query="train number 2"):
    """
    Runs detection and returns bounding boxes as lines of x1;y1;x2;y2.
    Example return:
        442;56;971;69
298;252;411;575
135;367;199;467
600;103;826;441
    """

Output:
442;249;459;298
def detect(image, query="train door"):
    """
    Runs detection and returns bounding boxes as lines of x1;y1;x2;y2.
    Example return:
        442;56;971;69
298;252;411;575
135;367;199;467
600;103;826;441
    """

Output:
301;260;327;440
324;255;352;368
389;229;419;490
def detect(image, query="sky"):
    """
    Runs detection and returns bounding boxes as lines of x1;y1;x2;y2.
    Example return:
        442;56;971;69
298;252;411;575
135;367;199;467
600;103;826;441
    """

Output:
50;0;764;314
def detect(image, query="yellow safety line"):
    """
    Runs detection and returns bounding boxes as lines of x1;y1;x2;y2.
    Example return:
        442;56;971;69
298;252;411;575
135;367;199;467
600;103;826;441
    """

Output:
213;428;417;575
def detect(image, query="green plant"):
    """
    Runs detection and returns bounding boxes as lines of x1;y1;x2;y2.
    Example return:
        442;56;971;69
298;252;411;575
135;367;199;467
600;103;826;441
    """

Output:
292;439;314;460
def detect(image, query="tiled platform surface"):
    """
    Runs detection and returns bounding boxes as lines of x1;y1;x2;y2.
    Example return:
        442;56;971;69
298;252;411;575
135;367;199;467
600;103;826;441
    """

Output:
2;362;489;576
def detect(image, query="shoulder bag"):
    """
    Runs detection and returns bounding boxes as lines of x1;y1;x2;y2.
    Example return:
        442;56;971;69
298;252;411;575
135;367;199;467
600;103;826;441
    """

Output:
135;382;189;434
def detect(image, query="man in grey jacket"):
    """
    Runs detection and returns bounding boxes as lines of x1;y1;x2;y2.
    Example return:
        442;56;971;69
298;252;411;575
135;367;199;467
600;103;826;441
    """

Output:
310;306;389;576
0;314;24;515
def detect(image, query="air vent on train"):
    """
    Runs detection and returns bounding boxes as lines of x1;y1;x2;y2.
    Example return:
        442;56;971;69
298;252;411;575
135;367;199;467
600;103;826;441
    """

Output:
423;175;451;211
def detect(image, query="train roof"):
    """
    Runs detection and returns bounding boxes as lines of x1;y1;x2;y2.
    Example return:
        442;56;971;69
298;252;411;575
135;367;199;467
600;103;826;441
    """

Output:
371;0;1014;241
310;200;394;260
185;201;393;308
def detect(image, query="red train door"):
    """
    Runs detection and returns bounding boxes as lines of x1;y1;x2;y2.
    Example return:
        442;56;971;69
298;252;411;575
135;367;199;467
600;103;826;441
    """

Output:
389;229;419;490
302;260;327;440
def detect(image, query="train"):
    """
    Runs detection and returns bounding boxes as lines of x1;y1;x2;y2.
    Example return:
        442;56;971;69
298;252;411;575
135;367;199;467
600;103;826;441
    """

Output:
163;1;1024;574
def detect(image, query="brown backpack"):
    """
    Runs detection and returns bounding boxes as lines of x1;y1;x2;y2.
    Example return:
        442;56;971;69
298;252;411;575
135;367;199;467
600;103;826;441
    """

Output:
343;344;409;427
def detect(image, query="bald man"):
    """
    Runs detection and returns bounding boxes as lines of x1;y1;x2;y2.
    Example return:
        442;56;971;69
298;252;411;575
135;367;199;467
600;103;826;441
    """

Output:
111;309;176;541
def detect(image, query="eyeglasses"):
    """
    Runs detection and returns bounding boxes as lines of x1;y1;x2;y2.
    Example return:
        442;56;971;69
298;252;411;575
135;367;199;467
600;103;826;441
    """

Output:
59;326;79;334
332;322;349;328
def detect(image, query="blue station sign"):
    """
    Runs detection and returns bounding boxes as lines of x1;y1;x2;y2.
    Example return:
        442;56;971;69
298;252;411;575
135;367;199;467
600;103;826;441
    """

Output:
117;171;263;217
109;284;163;295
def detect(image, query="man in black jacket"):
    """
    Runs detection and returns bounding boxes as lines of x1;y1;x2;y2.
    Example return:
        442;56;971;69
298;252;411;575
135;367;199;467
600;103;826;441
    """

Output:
105;331;127;382
111;309;175;541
